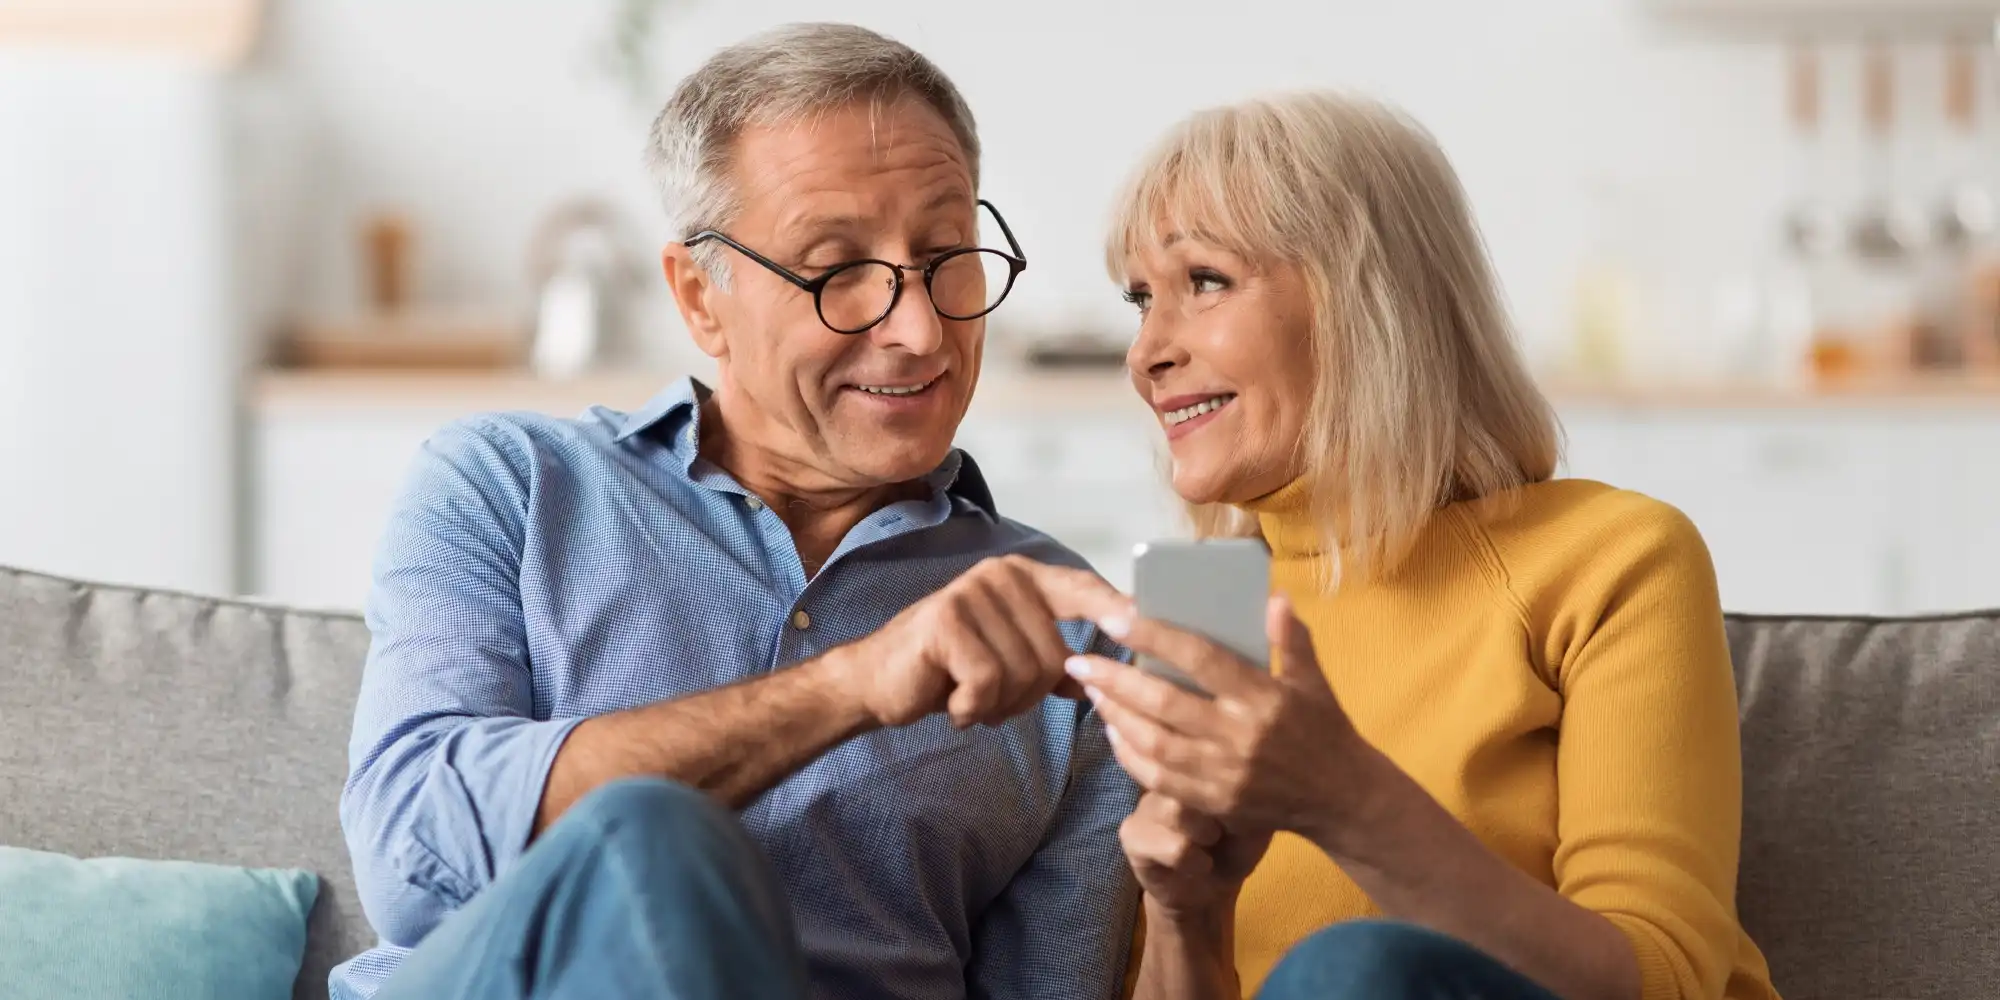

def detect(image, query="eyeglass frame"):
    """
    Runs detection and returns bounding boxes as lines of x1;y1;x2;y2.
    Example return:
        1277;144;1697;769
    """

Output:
679;199;1028;335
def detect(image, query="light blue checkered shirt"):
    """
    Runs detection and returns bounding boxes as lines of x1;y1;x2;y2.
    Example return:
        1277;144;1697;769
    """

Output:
332;377;1140;1000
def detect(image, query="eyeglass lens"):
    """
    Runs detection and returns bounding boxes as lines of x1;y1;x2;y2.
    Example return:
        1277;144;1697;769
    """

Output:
819;249;1016;333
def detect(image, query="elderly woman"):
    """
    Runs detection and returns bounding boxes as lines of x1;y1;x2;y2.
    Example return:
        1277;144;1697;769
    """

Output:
1064;94;1781;1000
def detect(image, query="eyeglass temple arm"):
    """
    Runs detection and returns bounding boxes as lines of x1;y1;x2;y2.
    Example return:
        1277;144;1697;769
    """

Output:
681;231;816;291
979;199;1027;266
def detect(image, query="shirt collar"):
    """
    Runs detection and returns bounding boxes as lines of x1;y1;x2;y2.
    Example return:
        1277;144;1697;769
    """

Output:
613;376;997;516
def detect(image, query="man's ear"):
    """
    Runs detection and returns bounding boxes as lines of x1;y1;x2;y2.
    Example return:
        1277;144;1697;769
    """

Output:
662;244;728;359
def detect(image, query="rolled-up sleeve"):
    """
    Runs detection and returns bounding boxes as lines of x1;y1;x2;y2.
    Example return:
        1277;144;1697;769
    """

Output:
339;420;582;948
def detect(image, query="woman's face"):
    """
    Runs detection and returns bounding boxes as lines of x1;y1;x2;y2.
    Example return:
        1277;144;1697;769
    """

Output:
1122;235;1318;506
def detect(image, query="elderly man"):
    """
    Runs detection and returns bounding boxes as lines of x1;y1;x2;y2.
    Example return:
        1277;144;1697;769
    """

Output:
332;21;1140;1000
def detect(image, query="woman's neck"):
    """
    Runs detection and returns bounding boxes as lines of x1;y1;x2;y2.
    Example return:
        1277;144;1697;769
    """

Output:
1238;475;1326;560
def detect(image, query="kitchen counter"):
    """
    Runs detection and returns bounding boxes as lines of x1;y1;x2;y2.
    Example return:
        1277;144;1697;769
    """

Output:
251;367;2000;415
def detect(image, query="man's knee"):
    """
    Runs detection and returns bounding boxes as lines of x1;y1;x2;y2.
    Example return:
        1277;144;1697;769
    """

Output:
562;777;735;848
1260;920;1484;998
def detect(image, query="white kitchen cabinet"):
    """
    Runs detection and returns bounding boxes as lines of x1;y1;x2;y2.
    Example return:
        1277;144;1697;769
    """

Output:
1902;417;2000;613
1629;413;1903;615
1560;403;2000;615
252;409;447;609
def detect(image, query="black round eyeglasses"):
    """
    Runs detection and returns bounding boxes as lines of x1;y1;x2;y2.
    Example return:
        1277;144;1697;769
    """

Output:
680;199;1027;335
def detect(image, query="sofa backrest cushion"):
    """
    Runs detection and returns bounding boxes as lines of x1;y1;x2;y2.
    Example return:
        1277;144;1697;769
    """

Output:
0;566;370;1000
1726;611;2000;1000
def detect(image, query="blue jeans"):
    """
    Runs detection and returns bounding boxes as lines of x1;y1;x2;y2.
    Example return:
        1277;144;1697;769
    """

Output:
374;778;808;1000
1256;920;1564;1000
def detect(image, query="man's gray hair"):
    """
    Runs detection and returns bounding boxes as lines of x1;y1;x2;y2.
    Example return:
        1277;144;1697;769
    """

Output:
645;22;982;284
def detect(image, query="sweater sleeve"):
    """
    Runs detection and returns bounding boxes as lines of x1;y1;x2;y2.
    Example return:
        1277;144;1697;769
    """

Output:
1538;499;1746;1000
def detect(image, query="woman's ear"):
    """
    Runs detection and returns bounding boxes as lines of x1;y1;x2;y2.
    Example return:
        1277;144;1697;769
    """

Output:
662;245;728;359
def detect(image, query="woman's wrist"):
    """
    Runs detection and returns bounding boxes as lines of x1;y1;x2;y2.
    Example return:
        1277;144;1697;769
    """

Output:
1298;734;1413;862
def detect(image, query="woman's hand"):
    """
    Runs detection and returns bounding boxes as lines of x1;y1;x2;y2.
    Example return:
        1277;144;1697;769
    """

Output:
1121;792;1273;921
1075;595;1382;845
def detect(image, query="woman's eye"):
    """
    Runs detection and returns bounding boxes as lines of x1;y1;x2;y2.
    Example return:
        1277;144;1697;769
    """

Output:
1121;288;1152;312
1190;269;1231;294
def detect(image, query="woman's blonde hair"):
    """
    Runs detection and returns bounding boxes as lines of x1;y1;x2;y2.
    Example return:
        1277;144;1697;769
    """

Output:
1107;92;1560;588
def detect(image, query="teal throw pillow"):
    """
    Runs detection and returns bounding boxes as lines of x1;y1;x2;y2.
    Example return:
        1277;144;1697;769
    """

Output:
0;845;318;1000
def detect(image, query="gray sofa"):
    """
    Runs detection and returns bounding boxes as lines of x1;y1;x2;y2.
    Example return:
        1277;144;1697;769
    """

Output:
1;563;1994;1000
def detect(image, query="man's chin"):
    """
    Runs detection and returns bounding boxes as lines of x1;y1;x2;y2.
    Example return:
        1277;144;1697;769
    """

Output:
833;440;959;487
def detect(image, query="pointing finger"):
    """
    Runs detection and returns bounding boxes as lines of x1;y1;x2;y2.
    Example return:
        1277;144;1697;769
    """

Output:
1017;559;1134;624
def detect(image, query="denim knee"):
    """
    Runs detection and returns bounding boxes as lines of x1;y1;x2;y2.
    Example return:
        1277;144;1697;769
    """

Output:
565;777;734;844
1259;920;1494;999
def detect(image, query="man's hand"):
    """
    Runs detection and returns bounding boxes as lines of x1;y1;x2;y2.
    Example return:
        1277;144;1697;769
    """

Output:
537;556;1128;832
837;555;1132;729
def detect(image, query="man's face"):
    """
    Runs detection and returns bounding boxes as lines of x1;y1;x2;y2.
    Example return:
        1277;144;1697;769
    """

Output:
675;98;985;492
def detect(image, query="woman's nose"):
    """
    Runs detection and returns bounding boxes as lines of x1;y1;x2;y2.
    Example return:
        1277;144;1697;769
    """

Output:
1126;319;1184;380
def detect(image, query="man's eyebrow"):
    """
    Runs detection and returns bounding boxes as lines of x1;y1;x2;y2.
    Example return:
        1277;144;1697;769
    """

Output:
917;188;972;214
778;213;864;242
774;215;866;262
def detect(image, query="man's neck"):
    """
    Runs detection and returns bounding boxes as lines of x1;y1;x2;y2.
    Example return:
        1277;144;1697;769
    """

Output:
698;393;928;576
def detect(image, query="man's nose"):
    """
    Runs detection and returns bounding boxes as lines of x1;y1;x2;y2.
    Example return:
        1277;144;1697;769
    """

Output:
867;273;947;356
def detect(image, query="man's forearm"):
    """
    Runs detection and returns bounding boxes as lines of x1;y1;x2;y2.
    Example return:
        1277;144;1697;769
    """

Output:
535;648;875;834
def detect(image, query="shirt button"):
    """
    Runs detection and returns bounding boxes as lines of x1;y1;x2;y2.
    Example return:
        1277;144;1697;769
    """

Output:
744;495;765;511
791;609;812;631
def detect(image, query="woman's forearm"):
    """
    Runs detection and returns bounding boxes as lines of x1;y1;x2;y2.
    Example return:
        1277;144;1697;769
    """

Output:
1305;744;1642;1000
1131;901;1242;1000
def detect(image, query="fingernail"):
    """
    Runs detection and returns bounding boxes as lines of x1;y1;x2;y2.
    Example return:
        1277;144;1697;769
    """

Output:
1096;615;1130;639
1105;724;1123;745
1083;685;1104;704
1064;655;1094;680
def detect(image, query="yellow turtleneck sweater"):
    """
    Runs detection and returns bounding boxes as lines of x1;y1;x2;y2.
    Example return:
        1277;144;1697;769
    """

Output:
1220;477;1779;1000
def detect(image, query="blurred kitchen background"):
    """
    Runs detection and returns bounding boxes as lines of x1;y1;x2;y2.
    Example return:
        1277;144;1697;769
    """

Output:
3;0;1999;610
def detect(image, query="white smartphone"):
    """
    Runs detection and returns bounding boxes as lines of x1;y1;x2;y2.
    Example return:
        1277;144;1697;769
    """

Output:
1130;539;1271;695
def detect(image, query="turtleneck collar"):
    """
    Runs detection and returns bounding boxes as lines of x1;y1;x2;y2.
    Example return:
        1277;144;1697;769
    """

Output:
1239;475;1327;559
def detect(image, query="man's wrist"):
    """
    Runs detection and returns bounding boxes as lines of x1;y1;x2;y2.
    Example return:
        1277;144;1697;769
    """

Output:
798;644;882;734
1144;895;1237;949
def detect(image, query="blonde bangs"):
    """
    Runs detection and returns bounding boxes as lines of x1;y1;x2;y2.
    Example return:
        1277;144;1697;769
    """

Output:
1104;110;1297;286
